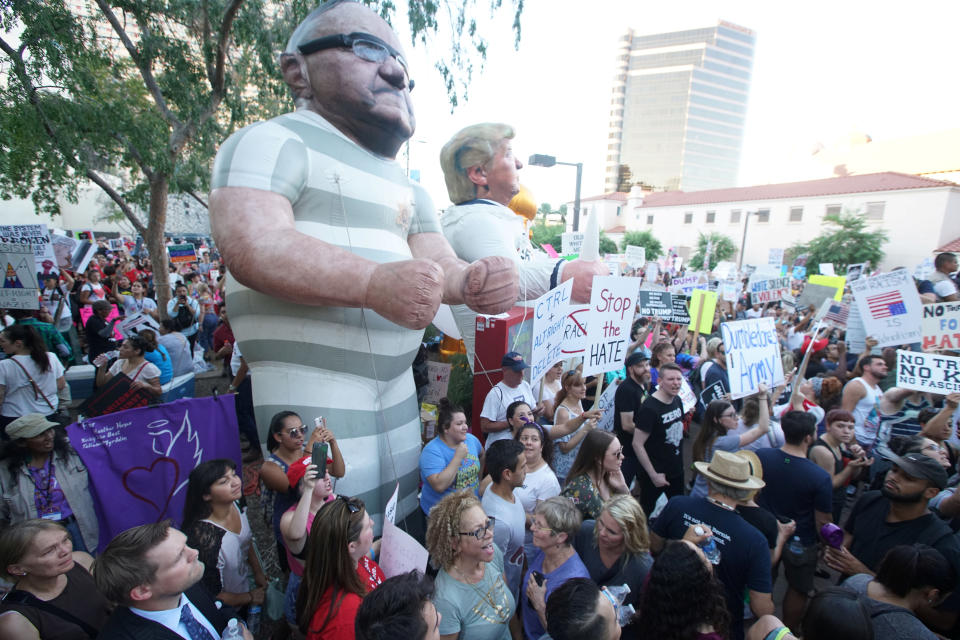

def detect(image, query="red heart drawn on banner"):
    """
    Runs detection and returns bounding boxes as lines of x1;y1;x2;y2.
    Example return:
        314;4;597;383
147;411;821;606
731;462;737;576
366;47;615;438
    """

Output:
122;456;180;519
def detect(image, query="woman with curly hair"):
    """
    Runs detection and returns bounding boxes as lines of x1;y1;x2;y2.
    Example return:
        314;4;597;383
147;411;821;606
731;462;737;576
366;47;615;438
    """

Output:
633;539;729;640
425;489;514;640
297;495;383;640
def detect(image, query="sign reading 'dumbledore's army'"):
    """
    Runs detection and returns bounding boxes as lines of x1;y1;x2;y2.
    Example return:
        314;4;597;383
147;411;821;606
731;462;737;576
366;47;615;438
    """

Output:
922;302;960;352
720;317;785;399
896;350;960;394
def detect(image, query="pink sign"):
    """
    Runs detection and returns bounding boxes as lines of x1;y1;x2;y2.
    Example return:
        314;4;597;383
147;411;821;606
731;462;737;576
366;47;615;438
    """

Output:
542;244;559;259
79;304;123;340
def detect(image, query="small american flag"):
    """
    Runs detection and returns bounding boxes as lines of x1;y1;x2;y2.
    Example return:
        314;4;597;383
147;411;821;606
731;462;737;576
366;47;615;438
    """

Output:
824;302;849;326
866;290;907;319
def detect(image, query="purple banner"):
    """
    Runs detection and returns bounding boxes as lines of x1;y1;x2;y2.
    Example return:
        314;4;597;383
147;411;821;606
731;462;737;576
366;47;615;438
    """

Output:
67;396;242;551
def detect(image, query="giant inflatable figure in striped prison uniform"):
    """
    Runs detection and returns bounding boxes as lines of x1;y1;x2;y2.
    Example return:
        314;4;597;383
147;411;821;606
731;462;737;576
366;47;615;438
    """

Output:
208;1;518;527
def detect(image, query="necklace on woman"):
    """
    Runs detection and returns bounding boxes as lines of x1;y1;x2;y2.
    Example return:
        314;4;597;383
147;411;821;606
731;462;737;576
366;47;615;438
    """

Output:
451;563;510;623
706;496;736;512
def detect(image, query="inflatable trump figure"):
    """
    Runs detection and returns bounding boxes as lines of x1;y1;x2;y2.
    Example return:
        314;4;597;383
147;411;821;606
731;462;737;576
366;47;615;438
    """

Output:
209;1;518;523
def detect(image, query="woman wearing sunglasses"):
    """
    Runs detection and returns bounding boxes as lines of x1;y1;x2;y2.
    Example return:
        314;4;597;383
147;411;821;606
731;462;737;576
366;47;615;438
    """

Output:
297;495;383;640
523;496;590;640
425;489;515;640
562;430;630;521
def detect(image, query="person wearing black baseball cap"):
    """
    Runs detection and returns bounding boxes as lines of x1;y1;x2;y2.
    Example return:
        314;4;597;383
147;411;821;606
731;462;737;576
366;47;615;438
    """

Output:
825;451;960;633
613;351;651;490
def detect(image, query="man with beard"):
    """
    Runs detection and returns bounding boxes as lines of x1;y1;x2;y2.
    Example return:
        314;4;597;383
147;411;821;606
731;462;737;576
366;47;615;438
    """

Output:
613;351;651;491
825;452;960;631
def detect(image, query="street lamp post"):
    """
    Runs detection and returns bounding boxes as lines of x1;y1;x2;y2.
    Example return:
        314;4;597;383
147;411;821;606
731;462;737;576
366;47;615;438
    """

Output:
738;211;754;270
528;154;584;231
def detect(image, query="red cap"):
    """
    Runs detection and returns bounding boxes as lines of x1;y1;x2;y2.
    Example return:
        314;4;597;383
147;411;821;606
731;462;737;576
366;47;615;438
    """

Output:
286;452;332;487
802;336;829;353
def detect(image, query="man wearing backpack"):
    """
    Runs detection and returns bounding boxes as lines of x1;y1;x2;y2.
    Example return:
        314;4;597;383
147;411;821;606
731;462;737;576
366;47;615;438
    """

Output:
166;283;201;353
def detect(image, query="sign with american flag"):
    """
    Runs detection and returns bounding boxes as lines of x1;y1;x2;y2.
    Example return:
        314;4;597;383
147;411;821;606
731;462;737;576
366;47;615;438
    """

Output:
850;270;922;348
824;301;850;326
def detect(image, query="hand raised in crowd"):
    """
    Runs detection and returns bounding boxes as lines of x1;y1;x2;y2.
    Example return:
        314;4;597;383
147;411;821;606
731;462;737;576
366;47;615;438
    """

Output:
459;256;519;315
824;545;871;576
365;258;445;330
864;336;879;350
945;393;960;409
581;408;602;426
301;463;320;490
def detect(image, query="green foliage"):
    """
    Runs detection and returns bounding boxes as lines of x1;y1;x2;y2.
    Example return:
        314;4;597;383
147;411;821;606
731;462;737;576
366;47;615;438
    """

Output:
620;230;661;259
599;232;618;255
530;223;565;251
688;232;736;270
445;353;473;416
791;210;887;273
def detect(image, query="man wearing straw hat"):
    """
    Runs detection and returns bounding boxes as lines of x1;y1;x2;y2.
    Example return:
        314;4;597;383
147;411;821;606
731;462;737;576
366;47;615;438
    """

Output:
649;450;774;640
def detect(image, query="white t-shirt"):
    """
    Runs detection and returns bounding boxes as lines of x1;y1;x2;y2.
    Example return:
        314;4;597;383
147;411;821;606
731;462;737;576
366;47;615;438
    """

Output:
81;281;106;304
119;294;158;316
480;379;536;449
514;463;561;515
108;359;161;382
745;307;762;319
480;488;526;600
40;285;73;332
0;353;64;417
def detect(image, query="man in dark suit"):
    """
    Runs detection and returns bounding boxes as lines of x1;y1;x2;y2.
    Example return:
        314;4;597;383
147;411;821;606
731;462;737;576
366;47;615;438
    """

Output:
94;520;249;640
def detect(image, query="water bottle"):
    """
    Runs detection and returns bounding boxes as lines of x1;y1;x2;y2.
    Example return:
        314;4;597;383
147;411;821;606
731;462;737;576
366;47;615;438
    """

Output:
618;603;636;626
246;604;261;634
605;583;630;604
788;535;804;556
694;526;721;564
221;618;243;640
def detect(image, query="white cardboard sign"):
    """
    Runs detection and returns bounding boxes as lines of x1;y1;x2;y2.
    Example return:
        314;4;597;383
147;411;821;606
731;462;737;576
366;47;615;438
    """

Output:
530;280;573;383
896;350;960;394
849;270;923;348
720;317;785;399
583;276;641;377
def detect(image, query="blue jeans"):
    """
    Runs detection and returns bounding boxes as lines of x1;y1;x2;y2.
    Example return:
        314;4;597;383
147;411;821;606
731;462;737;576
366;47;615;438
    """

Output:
284;572;302;624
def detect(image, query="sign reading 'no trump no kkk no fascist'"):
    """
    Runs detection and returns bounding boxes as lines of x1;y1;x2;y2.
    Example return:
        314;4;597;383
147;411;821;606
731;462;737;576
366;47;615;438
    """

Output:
721;317;785;400
896;350;960;394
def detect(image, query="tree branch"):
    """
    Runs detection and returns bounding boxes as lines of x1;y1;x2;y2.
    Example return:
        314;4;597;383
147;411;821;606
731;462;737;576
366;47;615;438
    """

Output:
185;188;209;210
91;0;182;130
86;168;148;236
113;133;154;182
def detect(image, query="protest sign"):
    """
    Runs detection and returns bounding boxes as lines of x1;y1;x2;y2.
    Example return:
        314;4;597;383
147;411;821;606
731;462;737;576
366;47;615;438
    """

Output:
768;248;784;266
819;263;836;276
809;274;845;300
625;246;646;268
51;234;96;273
679;378;697;413
560;304;589;356
822;301;850;327
380;483;429;577
792;265;807;280
530;281;573;383
119;311;161;338
846;263;866;282
699;379;727;409
561;232;584;255
721;280;740;303
638;290;674;320
422;361;452;404
781;293;797;315
688;289;717;334
846;300;867;353
796;282;839;310
0;244;39;309
604;254;624;276
849;270;923;348
168;243;197;264
79;373;153;417
921;302;960;351
720;317;785;399
671;273;702;295
644;261;659;284
542;244;559;258
583;276;641;377
672;256;683;273
896;350;960;394
747;276;791;304
108;238;122;251
670;295;691;325
595;381;618;432
79;304;123;340
0;224;58;282
713;261;737;281
67;396;243;551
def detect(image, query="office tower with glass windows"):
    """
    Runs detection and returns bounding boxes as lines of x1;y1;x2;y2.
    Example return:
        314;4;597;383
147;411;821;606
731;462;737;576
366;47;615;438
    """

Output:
605;20;755;193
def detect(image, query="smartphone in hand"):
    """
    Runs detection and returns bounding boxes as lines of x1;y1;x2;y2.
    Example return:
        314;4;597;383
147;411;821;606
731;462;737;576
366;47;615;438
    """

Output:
312;442;328;478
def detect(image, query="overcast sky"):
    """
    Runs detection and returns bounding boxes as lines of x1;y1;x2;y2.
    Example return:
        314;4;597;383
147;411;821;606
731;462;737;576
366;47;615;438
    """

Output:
395;0;960;211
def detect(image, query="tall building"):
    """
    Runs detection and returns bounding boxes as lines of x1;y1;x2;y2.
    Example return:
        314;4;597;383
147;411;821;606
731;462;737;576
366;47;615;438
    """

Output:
605;20;756;193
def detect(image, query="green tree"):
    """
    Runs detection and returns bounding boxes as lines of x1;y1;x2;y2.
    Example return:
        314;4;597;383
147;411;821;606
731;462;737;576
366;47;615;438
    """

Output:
791;210;887;273
599;232;618;256
530;223;565;251
620;230;662;259
688;232;736;271
1;0;523;313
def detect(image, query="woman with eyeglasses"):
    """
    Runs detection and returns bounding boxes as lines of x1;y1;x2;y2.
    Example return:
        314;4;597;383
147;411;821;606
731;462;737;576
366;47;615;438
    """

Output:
425;489;515;640
690;387;772;499
181;459;268;613
513;415;561;560
297;495;383;640
261;412;344;574
562;430;630;521
552;368;602;485
572;494;653;612
523;496;589;640
419;398;484;516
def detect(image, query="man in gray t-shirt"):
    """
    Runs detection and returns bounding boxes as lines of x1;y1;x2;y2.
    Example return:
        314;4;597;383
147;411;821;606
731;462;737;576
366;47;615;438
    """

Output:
481;440;528;599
